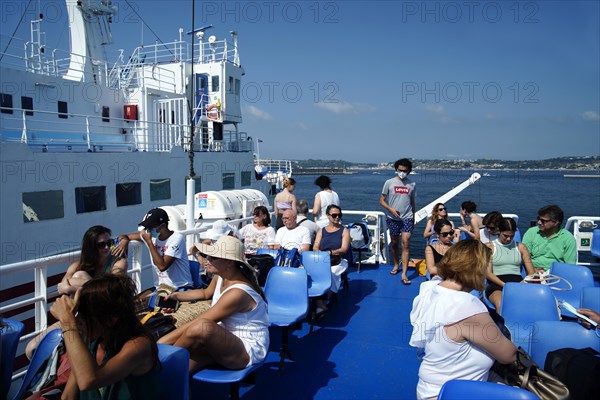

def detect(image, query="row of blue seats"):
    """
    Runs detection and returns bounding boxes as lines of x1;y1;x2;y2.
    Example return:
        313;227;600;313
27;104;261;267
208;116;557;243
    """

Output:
2;252;338;400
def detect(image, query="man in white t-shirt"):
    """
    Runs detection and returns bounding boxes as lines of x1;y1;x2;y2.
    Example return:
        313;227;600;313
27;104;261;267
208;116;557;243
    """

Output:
115;208;194;293
275;209;311;252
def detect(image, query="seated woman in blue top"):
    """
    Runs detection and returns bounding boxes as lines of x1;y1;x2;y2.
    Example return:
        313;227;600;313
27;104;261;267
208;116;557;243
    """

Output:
313;204;351;295
51;275;159;399
485;217;536;310
158;235;269;372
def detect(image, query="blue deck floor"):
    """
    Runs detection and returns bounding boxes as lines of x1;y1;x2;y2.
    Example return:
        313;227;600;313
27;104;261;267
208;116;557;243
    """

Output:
190;264;425;399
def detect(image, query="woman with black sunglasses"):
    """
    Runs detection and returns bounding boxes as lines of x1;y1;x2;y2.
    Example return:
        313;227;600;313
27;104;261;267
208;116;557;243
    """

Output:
57;225;127;296
423;203;454;245
424;219;456;279
26;226;127;359
313;205;351;312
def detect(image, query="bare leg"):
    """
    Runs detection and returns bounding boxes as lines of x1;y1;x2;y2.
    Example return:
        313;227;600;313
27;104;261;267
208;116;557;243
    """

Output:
489;291;502;310
390;235;400;272
401;232;412;280
172;318;249;372
25;321;61;359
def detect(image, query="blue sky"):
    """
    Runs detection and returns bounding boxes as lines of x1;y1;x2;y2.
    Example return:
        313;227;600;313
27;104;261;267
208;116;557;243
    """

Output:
2;0;599;162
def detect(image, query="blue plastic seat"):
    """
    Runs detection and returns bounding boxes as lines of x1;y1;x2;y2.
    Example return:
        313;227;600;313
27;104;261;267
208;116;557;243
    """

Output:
529;320;600;367
263;267;309;372
189;260;202;289
500;283;560;351
157;344;189;400
302;251;333;333
11;328;63;400
581;286;600;311
591;228;600;258
192;361;263;400
1;318;24;400
256;247;278;258
513;228;522;243
438;379;538;399
549;262;594;316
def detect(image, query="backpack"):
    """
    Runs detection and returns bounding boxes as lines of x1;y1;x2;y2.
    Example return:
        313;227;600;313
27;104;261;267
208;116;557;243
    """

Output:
544;347;600;400
274;247;302;268
348;223;368;249
247;254;276;286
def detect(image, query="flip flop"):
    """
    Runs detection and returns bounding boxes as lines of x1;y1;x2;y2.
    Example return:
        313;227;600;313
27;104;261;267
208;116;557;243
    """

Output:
402;278;411;285
390;268;400;275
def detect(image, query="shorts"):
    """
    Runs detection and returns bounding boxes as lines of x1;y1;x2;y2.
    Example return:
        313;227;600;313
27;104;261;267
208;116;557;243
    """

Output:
387;217;414;237
485;274;523;299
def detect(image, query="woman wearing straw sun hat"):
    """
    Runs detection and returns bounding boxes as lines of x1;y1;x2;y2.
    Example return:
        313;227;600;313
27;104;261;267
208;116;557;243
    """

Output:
158;235;269;372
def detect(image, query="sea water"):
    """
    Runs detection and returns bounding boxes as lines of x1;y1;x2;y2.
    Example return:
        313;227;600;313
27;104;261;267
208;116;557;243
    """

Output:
287;169;600;260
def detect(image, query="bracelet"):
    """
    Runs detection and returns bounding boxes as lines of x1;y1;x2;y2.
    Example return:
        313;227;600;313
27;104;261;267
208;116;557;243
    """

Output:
62;328;78;335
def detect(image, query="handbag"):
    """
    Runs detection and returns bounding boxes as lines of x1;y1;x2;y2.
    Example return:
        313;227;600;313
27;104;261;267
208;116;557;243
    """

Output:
492;347;570;400
275;247;302;268
140;311;176;340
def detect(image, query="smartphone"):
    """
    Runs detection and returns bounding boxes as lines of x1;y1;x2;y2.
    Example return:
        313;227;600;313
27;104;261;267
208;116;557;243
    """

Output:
157;296;179;310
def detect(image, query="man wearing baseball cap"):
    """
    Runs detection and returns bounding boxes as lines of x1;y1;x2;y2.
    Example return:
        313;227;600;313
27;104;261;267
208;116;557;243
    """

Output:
114;208;194;294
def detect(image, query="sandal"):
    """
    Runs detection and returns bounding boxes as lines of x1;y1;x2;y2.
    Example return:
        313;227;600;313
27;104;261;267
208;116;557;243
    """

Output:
390;268;400;275
402;278;411;285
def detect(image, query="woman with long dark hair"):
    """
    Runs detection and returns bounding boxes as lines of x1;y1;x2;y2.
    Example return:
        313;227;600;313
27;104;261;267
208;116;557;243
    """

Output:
51;275;159;399
58;225;127;295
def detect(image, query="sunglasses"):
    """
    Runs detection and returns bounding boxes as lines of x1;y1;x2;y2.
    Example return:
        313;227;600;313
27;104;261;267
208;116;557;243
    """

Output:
537;216;555;224
329;213;342;219
437;207;446;211
439;230;455;238
96;239;115;249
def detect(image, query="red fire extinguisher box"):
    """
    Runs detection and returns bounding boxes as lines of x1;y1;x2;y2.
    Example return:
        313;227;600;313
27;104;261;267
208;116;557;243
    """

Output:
124;104;138;121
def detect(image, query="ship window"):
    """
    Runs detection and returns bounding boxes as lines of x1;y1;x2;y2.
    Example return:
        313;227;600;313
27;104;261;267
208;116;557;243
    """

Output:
75;186;106;213
212;76;219;91
58;101;68;119
102;106;110;122
241;171;251;187
22;190;64;223
116;182;141;206
150;178;171;201
21;96;34;116
222;172;235;189
235;79;240;95
1;93;13;114
228;76;234;93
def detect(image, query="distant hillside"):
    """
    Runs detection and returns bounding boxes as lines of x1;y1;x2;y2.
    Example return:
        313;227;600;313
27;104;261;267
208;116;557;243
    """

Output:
292;156;600;171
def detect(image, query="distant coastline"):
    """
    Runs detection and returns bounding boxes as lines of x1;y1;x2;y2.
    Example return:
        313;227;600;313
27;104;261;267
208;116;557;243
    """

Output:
291;156;600;172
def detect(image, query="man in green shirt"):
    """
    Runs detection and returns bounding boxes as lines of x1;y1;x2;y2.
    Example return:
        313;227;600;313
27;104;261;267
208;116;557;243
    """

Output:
522;205;577;271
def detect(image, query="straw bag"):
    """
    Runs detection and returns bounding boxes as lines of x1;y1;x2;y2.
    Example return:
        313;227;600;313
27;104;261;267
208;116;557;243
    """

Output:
491;347;570;400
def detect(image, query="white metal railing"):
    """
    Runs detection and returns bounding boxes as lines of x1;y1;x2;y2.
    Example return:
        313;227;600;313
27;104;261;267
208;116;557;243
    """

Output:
1;107;254;154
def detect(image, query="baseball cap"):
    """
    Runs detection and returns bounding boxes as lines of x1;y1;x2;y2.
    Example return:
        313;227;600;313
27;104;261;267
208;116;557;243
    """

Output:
138;208;169;230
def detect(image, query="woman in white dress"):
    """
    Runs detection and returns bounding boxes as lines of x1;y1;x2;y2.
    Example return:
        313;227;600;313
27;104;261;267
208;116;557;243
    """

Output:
312;175;340;228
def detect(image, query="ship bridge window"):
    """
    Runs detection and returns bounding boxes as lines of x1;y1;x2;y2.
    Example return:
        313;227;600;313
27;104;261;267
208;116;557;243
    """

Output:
150;178;171;201
222;172;235;189
75;186;106;213
22;190;64;223
228;76;234;93
116;182;142;206
212;76;219;92
102;106;110;122
1;93;13;114
58;101;68;119
21;96;34;116
241;171;251;187
235;79;240;96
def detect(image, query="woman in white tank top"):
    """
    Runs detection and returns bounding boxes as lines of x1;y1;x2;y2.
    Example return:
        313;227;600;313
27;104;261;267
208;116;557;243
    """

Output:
313;175;340;228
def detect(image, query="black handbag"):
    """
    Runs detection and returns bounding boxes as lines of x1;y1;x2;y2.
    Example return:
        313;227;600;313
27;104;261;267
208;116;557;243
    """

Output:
492;347;570;400
140;311;176;340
